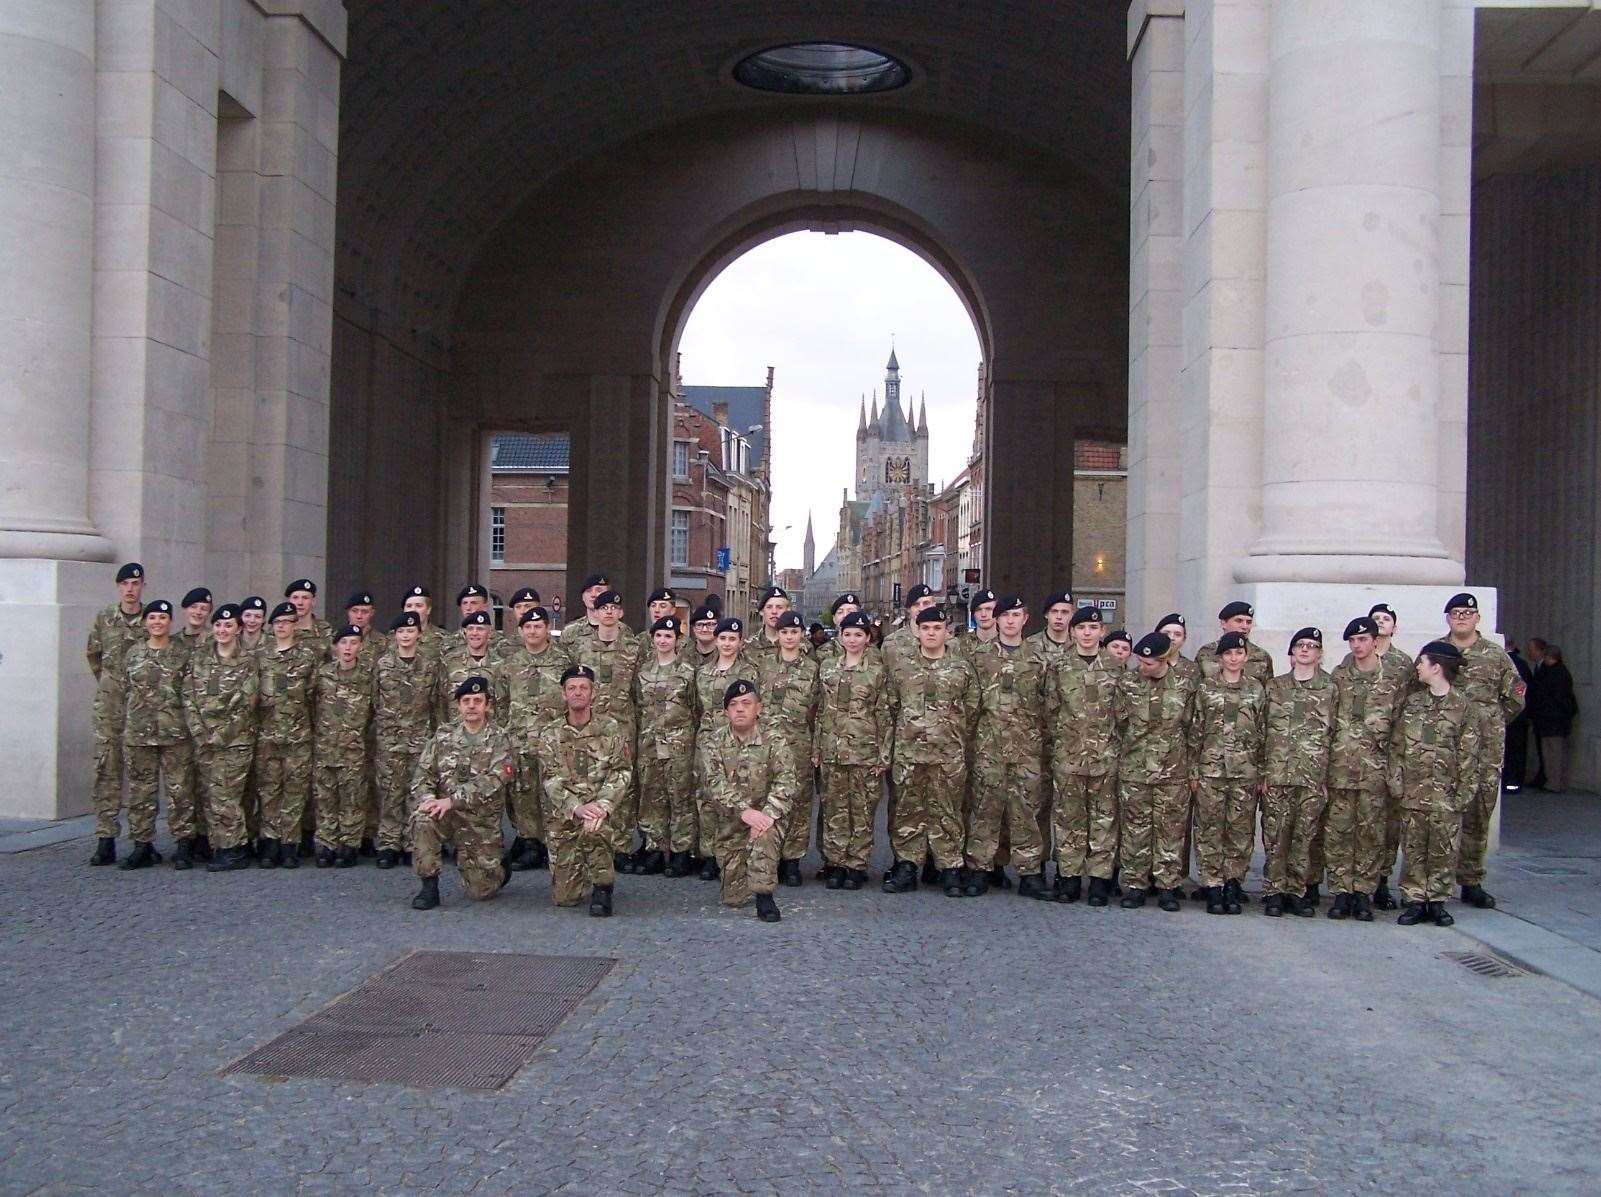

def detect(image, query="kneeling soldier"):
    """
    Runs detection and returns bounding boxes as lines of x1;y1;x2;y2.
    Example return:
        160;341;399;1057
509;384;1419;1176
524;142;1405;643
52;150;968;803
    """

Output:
538;665;631;916
409;676;517;909
702;678;797;922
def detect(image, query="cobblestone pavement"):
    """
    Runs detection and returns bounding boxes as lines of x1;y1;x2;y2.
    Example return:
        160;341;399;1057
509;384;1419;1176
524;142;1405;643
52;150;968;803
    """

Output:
1491;790;1601;952
5;801;1601;1196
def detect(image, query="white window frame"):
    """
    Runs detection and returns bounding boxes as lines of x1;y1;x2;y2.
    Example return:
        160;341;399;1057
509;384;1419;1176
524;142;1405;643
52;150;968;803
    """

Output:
670;509;690;566
672;439;690;479
490;506;505;564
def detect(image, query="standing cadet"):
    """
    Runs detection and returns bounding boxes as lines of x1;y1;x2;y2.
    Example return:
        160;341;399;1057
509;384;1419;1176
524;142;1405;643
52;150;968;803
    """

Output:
1391;642;1484;927
345;591;386;669
455;582;491;623
817;591;865;661
1155;615;1196;681
701;678;796;922
1441;592;1525;909
638;588;679;646
632;615;699;876
814;610;890;890
285;579;331;656
373;612;439;869
1113;632;1196;911
566;589;644;871
504;587;541;654
120;600;189;869
883;606;978;896
1102;630;1132;666
502;606;568;871
966;596;1052;898
881;583;936;675
1353;601;1412;905
183;604;260;872
437;611;508;722
408;676;517;910
757;610;820;884
681;604;720;667
1326;616;1408;921
312;625;375;867
537;664;631;917
965;588;999;654
402;584;447;663
691;617;751;880
175;588;213;658
87;562;147;865
1259;629;1335;917
565;572;628;646
1025;590;1075;864
345;590;386;855
1045;606;1121;905
255;601;318;868
751;586;797;654
238;596;267;653
1196;602;1274;685
1185;631;1266;915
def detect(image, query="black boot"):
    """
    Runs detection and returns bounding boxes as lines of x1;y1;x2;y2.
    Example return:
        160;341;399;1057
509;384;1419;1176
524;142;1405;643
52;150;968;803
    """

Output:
1460;884;1496;909
89;837;116;866
334;846;358;868
375;849;399;870
1372;880;1397;910
636;849;667;876
206;845;252;872
1055;874;1082;904
1205;886;1226;915
529;839;549;869
881;860;918;893
502;836;526;869
359;837;377;858
588;884;614;918
279;841;300;869
1430;901;1455;927
1304;882;1321;906
1157;887;1183;912
614;851;636;875
664;850;692;878
299;831;315;858
1119;887;1147;909
824;866;845;890
962;868;989;897
940;867;964;897
1290;893;1315;918
1397;901;1428;926
257;837;280;869
1263;894;1285;917
755;892;782;923
1223;878;1245;914
1085;876;1108;907
844;868;865;891
411;875;440;910
1352;892;1374;922
1327;893;1351;920
698;856;720;881
1018;871;1049;900
781;859;804;888
1190;884;1210;902
315;846;335;868
988;865;1013;891
172;838;195;870
193;835;213;862
921;854;941;886
119;841;160;870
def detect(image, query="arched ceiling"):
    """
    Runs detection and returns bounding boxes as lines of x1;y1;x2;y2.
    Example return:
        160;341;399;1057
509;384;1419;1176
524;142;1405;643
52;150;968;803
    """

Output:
335;1;1130;358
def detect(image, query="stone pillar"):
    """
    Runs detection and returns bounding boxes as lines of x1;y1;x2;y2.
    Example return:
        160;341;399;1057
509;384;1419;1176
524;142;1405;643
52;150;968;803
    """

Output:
984;378;1073;610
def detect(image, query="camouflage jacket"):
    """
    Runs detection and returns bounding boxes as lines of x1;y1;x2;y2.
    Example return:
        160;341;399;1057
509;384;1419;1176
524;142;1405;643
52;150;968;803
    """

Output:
1387;687;1484;812
1452;634;1525;727
537;713;632;816
1045;650;1121;777
567;631;645;730
1340;644;1415;677
411;721;518;816
678;639;719;670
1328;657;1409;789
816;651;891;768
505;643;571;741
1185;674;1267;782
436;644;509;724
256;640;319;748
122;642;190;746
1112;666;1195;785
701;723;799;821
971;639;1049;763
374;649;439;749
755;650;819;754
183;643;259;750
354;629;388;673
879;624;919;679
563;617;633;648
1261;670;1335;787
693;656;755;735
173;625;210;665
1025;630;1074;670
87;603;145;691
293;618;333;659
416;623;448;665
313;660;374;764
633;655;699;759
1195;639;1275;686
889;649;979;766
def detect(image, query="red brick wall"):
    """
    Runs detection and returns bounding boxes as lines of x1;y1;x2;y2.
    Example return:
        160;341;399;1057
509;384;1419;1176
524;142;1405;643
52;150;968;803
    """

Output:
491;472;568;616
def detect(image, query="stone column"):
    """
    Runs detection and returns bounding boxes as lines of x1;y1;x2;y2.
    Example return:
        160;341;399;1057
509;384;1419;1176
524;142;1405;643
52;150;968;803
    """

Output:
984;378;1073;611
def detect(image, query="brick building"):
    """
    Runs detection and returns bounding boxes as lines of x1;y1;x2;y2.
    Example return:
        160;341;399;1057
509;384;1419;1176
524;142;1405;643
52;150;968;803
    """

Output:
489;433;570;623
666;398;731;610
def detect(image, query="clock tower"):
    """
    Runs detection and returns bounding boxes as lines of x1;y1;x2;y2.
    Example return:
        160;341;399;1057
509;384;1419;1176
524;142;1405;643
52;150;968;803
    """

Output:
854;346;929;505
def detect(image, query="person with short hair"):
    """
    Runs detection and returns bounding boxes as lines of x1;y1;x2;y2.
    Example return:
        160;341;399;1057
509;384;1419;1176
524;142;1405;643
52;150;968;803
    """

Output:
176;587;214;661
1195;601;1273;685
815;611;890;890
238;595;267;654
120;600;190;869
537;665;630;916
86;562;147;866
1185;630;1267;915
1112;631;1196;911
502;606;569;872
691;617;750;881
182;604;260;872
1529;641;1578;793
284;579;330;657
255;601;319;868
312;626;376;867
702;678;796;922
373;611;440;870
681;603;720;668
1260;629;1335;918
756;611;820;884
1101;629;1132;666
565;572;630;646
566;588;646;871
1046;606;1121;905
437;611;508;724
633;615;699;876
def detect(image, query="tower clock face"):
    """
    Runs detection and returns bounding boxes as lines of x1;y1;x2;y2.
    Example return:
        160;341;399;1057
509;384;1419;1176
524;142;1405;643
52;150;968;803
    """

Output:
887;457;910;483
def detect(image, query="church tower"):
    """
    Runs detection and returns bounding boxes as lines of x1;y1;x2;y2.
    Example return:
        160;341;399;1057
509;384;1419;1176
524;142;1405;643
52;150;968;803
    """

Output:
803;511;815;575
854;346;924;503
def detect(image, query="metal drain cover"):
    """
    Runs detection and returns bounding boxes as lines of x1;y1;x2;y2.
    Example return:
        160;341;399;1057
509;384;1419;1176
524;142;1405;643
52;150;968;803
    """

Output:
226;951;615;1089
1441;949;1528;979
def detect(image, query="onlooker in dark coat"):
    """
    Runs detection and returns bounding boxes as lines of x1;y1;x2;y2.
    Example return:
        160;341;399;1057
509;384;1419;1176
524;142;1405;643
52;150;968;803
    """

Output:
1528;644;1578;792
1504;640;1535;791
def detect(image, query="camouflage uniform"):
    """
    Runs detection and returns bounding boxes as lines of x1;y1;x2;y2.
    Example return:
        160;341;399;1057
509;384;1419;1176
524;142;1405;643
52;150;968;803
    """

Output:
255;640;318;843
1343;643;1416;881
1045;650;1121;881
1112;666;1195;890
409;720;517;900
1260;670;1335;898
1025;630;1075;848
692;657;751;855
416;623;448;666
123;642;196;842
1388;687;1484;903
183;643;260;851
755;650;819;861
563;617;633;648
815;651;891;872
312;660;374;850
1195;639;1275;686
967;639;1050;875
1185;673;1267;887
356;629;389;840
86;604;145;838
503;642;570;851
888;649;978;870
294;617;333;660
436;644;508;724
701;722;798;906
632;654;700;853
537;713;631;905
567;632;644;848
1451;634;1524;887
373;648;440;851
1327;656;1408;895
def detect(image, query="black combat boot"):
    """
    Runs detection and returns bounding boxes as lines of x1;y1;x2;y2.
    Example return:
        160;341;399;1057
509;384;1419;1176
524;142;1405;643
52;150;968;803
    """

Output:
1430;901;1455;927
1018;872;1050;900
172;838;195;870
663;850;690;877
1304;882;1321;906
881;860;918;893
1085;876;1109;907
1352;892;1374;922
279;841;300;868
1372;879;1397;910
502;836;527;868
1190;884;1210;902
255;837;279;869
119;841;160;870
206;845;252;872
1119;887;1146;909
193;835;213;862
1396;901;1428;925
334;846;358;868
614;850;637;875
940;867;964;897
988;865;1013;890
921;854;940;886
1205;886;1226;915
1055;874;1082;904
90;837;116;866
1157;887;1183;912
699;857;720;881
359;837;377;858
824;866;845;890
314;846;335;868
755;892;782;922
780;859;803;887
1460;884;1496;909
637;849;667;876
411;875;440;910
1262;894;1285;917
375;849;399;870
1327;893;1351;920
962;868;989;898
529;839;549;869
1290;893;1315;918
1223;878;1245;911
844;869;865;891
588;884;614;918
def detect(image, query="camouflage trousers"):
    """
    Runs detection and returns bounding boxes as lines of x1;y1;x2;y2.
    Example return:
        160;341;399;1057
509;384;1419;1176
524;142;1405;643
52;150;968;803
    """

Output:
410;803;505;900
609;720;640;855
1324;787;1384;894
715;809;781;906
363;725;380;841
1192;778;1258;887
545;812;616;906
125;742;195;842
1260;785;1327;897
1377;782;1402;885
693;743;715;860
195;743;254;851
1455;776;1500;887
507;748;545;845
1116;781;1188;891
1401;805;1462;903
255;739;313;842
889;760;966;870
820;763;880;871
1050;770;1118;880
775;737;815;860
967;749;1044;874
91;725;126;839
637;750;693;853
374;740;425;851
314;758;368;850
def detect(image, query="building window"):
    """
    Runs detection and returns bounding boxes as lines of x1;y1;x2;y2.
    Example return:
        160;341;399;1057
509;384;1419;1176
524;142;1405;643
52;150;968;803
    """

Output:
490;506;505;564
672;440;690;479
670;509;690;566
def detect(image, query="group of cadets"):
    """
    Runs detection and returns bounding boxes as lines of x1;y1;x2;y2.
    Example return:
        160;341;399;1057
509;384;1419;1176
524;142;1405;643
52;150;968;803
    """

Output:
86;563;1524;928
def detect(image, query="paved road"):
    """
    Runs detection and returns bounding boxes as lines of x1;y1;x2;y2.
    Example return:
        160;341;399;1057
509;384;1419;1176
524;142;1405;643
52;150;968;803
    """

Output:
3;799;1601;1195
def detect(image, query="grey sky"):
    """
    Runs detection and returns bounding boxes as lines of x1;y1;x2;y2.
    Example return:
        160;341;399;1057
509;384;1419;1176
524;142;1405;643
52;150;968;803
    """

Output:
678;231;982;572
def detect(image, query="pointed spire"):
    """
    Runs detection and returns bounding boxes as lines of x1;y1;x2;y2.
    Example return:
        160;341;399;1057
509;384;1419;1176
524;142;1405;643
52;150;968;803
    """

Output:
918;393;928;434
869;390;880;433
858;393;867;431
887;345;900;372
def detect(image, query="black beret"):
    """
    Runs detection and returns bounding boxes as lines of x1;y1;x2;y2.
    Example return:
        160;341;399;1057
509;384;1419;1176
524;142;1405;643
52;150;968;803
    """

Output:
1444;592;1478;613
1043;591;1073;611
831;592;861;614
346;590;375;608
1344;616;1379;640
143;599;173;617
406;584;431;599
914;605;947;625
839;611;871;631
651;615;681;634
116;562;144;582
1218;601;1253;620
284;578;316;597
1289;627;1323;651
561;664;596;684
1156;612;1186;630
1216;631;1248;653
690;605;718;624
510;587;540;605
1419;639;1462;661
181;587;211;608
1071;605;1103;627
332;624;362;643
1134;632;1171;658
519;606;549;626
454;675;488;699
390;612;421;631
241;595;266;612
904;583;934;607
269;601;297;623
703;593;723;612
647;587;677;604
456;584;487;603
210;603;241;624
580;573;609;591
809;622;825;634
759;585;789;605
970;588;998;609
994;595;1025;616
715;617;744;636
461;611;491;627
593;589;623;608
1101;629;1131;647
776;611;804;630
722;678;758;708
1368;603;1397;621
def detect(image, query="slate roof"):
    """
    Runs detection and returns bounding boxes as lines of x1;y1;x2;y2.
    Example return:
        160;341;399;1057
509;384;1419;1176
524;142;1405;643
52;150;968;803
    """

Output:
682;385;766;470
491;433;570;472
